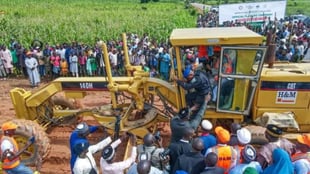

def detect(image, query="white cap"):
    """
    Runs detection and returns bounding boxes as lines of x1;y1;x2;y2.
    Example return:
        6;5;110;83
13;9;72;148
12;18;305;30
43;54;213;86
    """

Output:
76;122;89;135
237;128;251;145
201;120;213;130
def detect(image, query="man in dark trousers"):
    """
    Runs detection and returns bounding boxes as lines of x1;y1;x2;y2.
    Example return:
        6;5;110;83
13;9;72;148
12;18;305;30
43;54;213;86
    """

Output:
172;138;206;174
170;99;209;143
168;127;194;173
174;66;211;111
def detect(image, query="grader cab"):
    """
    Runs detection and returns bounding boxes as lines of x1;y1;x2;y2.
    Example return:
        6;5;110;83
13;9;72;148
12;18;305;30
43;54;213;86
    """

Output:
8;27;310;167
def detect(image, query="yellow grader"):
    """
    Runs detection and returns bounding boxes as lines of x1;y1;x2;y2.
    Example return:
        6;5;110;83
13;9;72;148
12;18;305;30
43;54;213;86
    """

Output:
7;27;310;167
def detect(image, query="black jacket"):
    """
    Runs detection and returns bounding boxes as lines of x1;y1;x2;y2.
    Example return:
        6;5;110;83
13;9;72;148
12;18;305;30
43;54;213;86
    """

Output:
177;70;211;96
200;167;225;174
172;151;205;174
168;140;191;173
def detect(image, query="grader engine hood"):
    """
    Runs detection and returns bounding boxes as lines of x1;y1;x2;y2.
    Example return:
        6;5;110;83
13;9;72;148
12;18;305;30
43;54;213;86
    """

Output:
253;63;310;132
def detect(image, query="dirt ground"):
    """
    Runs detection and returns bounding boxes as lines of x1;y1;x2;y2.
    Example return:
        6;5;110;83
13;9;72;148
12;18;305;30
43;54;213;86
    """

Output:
0;77;171;174
0;78;95;173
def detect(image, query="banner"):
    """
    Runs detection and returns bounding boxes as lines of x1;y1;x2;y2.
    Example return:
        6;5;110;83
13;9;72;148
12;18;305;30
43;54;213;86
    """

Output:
219;1;287;24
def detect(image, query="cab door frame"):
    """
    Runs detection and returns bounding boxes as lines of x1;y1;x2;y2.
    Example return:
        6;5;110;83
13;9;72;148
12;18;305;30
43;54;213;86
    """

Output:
216;46;267;115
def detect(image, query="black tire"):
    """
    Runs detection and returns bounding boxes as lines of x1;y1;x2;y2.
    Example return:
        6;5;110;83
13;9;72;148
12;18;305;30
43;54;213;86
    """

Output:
11;119;50;166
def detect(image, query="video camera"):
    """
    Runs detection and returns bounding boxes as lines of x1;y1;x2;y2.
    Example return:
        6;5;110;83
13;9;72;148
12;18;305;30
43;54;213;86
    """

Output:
159;148;170;161
154;131;161;140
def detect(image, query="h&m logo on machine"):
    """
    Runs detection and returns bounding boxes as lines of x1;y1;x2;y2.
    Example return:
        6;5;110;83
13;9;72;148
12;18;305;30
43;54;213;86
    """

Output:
276;91;297;104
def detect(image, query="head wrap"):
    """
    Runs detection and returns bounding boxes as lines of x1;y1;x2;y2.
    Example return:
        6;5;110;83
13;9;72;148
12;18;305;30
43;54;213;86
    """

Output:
243;167;258;174
242;145;256;163
178;107;190;119
175;171;188;174
297;134;310;147
2;121;18;131
201;120;213;131
183;67;192;78
266;124;282;138
237;128;251;145
215;126;230;143
76;122;89;136
102;145;115;161
263;148;294;174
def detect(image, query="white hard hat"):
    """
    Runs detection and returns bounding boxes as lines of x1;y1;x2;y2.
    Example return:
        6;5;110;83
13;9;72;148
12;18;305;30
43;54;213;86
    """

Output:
201;120;213;130
76;122;89;135
237;128;252;145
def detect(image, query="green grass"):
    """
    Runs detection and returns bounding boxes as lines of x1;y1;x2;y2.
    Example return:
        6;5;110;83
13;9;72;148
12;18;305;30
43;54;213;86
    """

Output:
0;0;309;47
0;0;196;47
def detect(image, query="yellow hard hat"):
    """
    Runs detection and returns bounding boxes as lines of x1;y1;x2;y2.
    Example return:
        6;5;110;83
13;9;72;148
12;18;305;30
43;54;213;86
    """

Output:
1;121;18;131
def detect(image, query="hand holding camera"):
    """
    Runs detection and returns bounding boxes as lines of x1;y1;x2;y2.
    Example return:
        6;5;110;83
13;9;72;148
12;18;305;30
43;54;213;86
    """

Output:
154;131;163;147
159;148;170;163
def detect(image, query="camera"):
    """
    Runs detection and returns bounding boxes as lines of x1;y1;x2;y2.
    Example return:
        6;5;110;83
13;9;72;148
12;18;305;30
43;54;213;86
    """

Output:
159;148;170;161
154;131;161;140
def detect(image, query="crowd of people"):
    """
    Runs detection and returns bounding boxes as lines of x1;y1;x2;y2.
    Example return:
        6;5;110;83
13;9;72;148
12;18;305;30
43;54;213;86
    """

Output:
1;112;310;174
1;9;310;87
65;104;310;174
0;34;172;87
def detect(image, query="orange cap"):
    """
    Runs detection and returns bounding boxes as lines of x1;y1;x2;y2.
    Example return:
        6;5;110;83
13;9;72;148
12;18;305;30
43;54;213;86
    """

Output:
297;134;310;147
215;126;230;143
2;121;18;131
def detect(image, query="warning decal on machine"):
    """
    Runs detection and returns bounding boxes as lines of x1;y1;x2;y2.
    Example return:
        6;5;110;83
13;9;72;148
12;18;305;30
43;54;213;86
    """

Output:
276;91;297;104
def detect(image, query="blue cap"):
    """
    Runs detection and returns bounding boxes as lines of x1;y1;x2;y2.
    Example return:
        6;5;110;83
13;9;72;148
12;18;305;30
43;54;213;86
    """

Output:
183;67;191;78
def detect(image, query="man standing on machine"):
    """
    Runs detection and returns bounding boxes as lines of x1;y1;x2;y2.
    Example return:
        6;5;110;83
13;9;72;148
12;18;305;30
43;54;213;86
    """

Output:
174;66;211;112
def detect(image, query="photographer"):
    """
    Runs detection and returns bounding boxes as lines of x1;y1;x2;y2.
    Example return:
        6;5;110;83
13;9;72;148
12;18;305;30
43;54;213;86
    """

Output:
137;133;169;172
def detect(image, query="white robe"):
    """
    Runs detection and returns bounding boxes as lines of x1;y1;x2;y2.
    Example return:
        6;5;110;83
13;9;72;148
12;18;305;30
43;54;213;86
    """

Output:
73;137;112;174
70;55;78;73
0;49;13;68
25;57;40;86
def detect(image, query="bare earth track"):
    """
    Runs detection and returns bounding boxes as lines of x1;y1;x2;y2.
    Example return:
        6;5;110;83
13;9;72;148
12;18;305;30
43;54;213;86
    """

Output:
0;78;113;173
0;78;171;174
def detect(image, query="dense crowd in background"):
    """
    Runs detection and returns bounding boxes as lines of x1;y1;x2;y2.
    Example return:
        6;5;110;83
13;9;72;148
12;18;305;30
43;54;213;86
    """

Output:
1;9;310;85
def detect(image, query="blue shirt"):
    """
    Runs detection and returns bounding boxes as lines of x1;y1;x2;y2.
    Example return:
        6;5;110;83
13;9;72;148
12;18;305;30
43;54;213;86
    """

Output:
69;125;98;172
199;133;217;155
293;159;310;174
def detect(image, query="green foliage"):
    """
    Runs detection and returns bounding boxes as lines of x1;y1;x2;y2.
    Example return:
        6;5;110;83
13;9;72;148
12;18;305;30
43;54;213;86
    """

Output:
140;0;150;3
0;0;195;47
